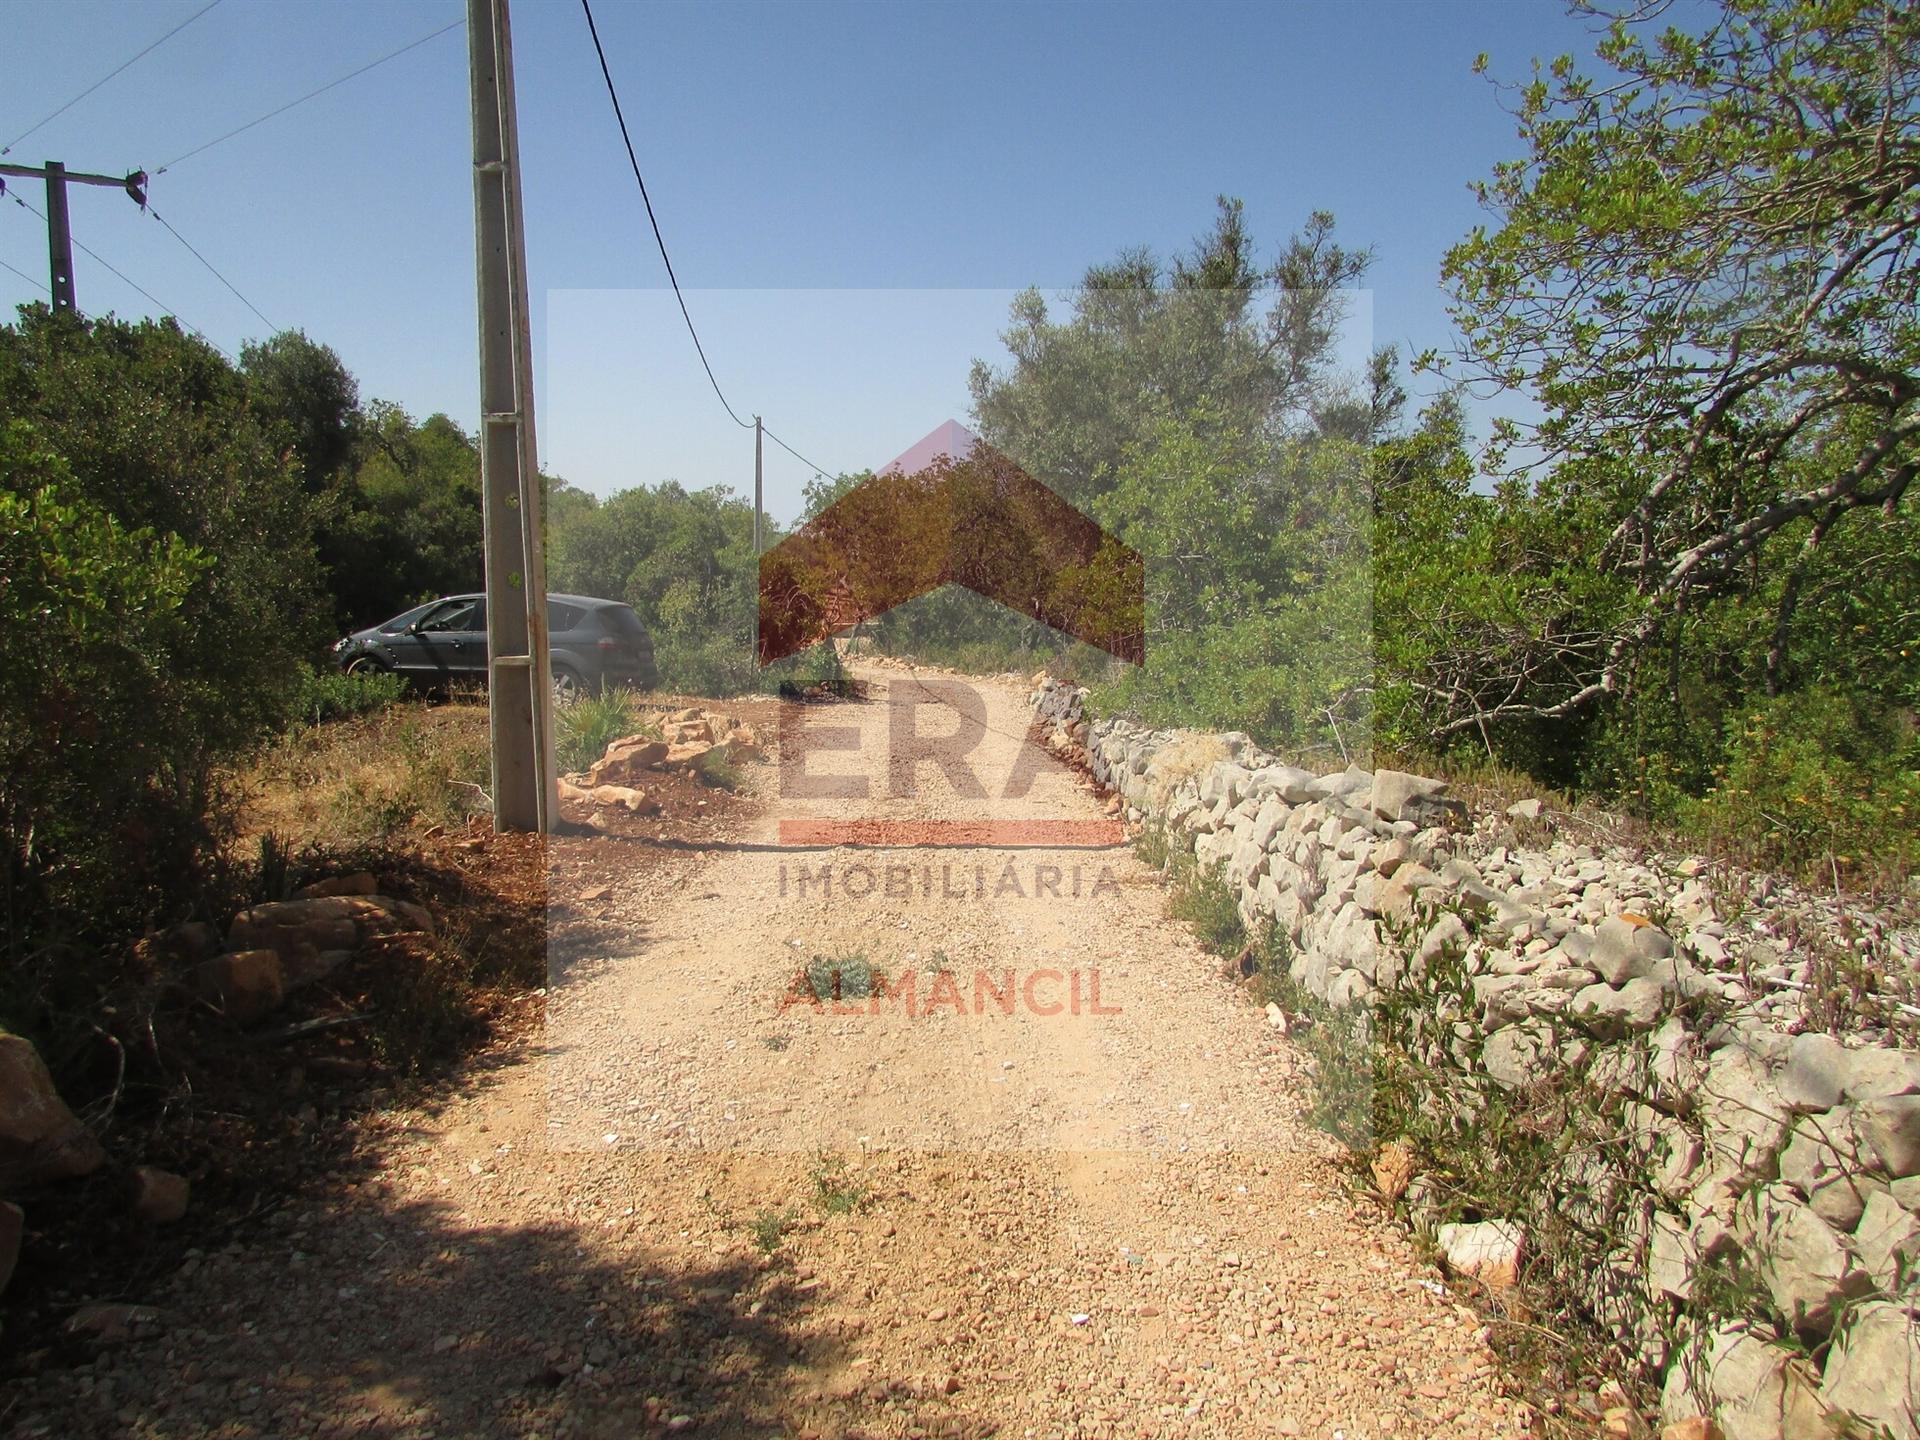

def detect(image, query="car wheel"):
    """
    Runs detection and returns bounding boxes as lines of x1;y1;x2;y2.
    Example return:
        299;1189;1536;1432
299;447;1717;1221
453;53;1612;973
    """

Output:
345;654;389;676
552;666;584;705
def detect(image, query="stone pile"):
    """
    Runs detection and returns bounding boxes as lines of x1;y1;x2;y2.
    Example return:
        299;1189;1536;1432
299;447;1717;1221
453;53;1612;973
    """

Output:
1032;676;1920;1440
565;707;761;817
0;869;435;1294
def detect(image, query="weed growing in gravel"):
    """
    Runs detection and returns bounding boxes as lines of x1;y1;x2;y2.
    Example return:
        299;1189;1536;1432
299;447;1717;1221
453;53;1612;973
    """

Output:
761;1032;791;1052
695;746;742;791
749;1206;797;1255
811;1154;869;1215
805;953;888;1002
1133;822;1172;872
1167;849;1247;956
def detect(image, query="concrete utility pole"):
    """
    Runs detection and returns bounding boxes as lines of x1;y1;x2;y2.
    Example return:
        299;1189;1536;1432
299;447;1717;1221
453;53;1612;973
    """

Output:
468;0;555;833
754;415;763;556
0;161;147;311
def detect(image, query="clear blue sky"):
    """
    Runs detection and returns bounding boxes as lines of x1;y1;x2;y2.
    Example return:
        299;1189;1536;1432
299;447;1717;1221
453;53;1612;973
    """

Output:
2;0;1620;522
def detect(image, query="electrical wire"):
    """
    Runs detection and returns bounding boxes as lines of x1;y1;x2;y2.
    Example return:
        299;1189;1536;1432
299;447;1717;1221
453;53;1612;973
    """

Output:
762;424;840;479
0;254;43;295
153;16;464;173
2;0;225;156
580;0;850;489
8;193;229;358
147;205;275;331
580;0;750;430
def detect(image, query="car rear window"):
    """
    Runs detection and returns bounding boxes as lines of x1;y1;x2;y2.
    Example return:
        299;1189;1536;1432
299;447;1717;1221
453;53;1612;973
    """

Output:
596;606;648;636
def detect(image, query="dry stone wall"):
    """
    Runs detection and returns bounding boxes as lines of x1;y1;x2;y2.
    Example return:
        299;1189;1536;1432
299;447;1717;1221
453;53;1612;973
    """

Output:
1033;677;1920;1440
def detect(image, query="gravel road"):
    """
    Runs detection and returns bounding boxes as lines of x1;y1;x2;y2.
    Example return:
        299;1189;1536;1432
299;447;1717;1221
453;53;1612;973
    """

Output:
11;666;1529;1440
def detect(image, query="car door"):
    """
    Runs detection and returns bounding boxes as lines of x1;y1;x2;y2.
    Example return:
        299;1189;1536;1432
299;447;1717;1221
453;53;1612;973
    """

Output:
382;599;455;681
412;598;485;683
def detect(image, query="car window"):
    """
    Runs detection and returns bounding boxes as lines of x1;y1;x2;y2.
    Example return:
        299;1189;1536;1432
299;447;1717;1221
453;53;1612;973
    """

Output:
597;605;648;636
419;599;481;633
548;603;582;632
379;603;433;634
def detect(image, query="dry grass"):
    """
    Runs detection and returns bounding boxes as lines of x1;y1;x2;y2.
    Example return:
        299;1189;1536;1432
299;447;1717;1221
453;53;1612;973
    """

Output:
1142;732;1231;811
236;700;494;850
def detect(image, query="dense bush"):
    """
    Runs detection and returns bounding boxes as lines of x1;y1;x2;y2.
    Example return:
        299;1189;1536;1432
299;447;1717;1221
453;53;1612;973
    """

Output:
0;431;211;984
289;662;407;725
0;312;332;1007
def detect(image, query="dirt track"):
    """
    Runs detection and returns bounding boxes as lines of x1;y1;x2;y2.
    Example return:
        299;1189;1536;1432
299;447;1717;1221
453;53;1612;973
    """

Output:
11;666;1527;1439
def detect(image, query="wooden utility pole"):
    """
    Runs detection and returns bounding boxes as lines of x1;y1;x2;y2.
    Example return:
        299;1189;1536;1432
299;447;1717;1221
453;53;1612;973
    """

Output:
468;0;555;833
0;161;146;311
753;415;763;556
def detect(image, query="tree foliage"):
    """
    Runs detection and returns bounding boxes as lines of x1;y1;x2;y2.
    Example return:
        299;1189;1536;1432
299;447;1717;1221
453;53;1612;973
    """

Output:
1432;0;1919;725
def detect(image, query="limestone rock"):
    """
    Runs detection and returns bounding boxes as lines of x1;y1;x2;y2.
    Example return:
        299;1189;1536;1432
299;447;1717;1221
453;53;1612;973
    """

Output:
590;783;660;815
1571;977;1667;1033
131;1166;189;1224
1748;1184;1872;1340
1369;769;1451;825
1821;1301;1920;1440
1858;1095;1920;1178
193;949;286;1025
1435;1219;1524;1288
1247;764;1317;805
1852;1190;1920;1291
293;871;378;899
1777;1033;1850;1114
0;1031;106;1188
1700;1048;1791;1180
1198;763;1252;808
586;735;668;786
1647;1210;1697;1301
1371;837;1415;878
1778;1110;1872;1230
1701;1325;1831;1440
1482;1024;1552;1091
1593;916;1675;985
1506;798;1544;822
1846;1049;1920;1102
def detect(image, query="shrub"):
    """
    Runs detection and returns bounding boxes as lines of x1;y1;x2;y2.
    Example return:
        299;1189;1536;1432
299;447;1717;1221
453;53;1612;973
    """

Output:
289;662;407;725
804;952;887;1002
555;689;647;773
1678;688;1920;887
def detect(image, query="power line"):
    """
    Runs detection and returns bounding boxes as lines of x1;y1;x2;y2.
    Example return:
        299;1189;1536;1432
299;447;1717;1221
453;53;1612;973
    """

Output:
2;0;225;156
8;193;229;358
580;0;750;431
147;204;275;331
0;253;43;296
762;424;840;479
580;0;849;489
154;16;465;173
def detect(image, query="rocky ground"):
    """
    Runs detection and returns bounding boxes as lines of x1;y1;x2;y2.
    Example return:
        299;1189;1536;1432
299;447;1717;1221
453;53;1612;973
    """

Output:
2;666;1537;1439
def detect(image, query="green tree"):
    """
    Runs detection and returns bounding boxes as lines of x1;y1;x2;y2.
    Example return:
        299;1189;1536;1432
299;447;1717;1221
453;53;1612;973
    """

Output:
239;330;362;490
0;306;329;741
1433;0;1919;729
